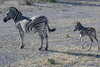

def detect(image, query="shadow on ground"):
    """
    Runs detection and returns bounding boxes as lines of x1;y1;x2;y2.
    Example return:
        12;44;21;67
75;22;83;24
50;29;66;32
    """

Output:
47;50;100;58
56;1;100;7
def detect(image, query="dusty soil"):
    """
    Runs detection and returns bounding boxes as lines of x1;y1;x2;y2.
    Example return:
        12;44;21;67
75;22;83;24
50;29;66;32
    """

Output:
0;1;100;67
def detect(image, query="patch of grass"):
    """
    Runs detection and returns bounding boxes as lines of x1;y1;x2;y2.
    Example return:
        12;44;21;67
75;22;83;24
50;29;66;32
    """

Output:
45;0;56;2
62;8;67;11
48;58;62;65
66;34;71;38
24;0;33;5
24;0;56;5
48;59;56;64
0;0;3;3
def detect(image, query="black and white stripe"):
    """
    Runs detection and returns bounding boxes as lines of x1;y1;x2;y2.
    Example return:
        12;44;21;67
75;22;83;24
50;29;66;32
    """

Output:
3;7;56;50
25;16;48;33
74;22;99;51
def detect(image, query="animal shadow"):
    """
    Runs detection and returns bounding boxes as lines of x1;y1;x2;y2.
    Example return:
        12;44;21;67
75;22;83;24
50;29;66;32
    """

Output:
47;50;100;58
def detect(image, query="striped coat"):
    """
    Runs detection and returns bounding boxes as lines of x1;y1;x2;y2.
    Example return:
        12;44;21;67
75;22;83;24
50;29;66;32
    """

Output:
3;7;56;50
16;15;47;33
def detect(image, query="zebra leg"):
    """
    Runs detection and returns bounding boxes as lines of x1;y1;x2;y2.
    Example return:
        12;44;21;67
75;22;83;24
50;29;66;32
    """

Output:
43;31;48;51
45;35;48;51
94;35;99;51
88;36;93;51
38;31;44;50
19;30;24;49
43;25;48;51
80;35;84;49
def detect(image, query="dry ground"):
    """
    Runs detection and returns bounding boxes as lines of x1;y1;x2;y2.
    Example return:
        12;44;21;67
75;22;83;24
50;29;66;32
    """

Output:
0;1;100;67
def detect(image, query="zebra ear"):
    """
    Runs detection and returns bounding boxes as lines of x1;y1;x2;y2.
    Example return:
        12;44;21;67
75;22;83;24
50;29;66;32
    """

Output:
75;22;78;24
76;22;81;25
77;22;80;23
7;7;11;10
8;7;12;10
73;21;77;24
9;7;16;11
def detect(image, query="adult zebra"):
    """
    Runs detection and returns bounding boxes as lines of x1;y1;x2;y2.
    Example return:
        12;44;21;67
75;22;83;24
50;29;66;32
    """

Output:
3;7;56;51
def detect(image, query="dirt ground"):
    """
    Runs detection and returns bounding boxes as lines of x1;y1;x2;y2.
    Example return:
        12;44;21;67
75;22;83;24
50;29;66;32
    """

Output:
0;1;100;67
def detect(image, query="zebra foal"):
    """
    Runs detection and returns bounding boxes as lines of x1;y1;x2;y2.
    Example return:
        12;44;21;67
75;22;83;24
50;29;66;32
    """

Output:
3;7;56;51
74;22;99;51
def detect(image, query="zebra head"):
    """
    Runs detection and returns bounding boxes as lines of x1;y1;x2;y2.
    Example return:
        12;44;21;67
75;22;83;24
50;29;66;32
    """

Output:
3;7;22;22
74;22;83;31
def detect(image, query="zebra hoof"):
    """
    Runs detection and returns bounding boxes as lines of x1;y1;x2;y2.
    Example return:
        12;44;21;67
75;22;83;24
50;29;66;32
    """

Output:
20;46;24;49
39;48;42;50
45;48;48;51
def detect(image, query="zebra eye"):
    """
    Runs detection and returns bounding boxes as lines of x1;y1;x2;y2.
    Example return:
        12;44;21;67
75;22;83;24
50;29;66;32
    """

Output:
7;11;10;16
6;9;10;14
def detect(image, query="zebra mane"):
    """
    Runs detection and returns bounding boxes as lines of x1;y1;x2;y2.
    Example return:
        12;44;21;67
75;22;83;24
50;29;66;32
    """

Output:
76;22;85;30
9;7;22;16
76;22;83;27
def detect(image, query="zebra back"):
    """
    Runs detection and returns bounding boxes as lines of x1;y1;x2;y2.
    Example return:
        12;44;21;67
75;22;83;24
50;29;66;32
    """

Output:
16;16;48;33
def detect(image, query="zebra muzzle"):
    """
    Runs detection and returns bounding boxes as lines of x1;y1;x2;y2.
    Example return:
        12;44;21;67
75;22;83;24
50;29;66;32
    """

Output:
3;18;8;22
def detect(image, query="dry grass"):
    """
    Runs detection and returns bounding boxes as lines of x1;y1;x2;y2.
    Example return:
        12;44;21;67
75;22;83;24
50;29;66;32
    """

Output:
0;0;3;3
0;1;100;67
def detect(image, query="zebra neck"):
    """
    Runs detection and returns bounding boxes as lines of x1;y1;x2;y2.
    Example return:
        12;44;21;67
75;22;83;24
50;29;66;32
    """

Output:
14;17;21;23
14;15;31;23
12;12;22;23
13;15;22;23
80;26;85;31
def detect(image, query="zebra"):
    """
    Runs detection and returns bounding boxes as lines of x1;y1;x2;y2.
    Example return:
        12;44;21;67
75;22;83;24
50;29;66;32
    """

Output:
74;22;99;51
3;7;56;51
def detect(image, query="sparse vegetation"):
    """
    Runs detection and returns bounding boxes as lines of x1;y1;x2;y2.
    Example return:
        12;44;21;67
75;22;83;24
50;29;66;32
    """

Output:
48;59;56;64
44;0;56;2
48;58;62;65
24;0;33;5
23;0;56;5
66;34;72;38
0;0;100;67
0;0;3;3
61;8;67;11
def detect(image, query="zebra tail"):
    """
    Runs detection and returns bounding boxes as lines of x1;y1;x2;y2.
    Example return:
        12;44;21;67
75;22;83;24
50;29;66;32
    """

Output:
46;22;56;32
48;27;56;32
47;23;56;32
44;17;56;32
